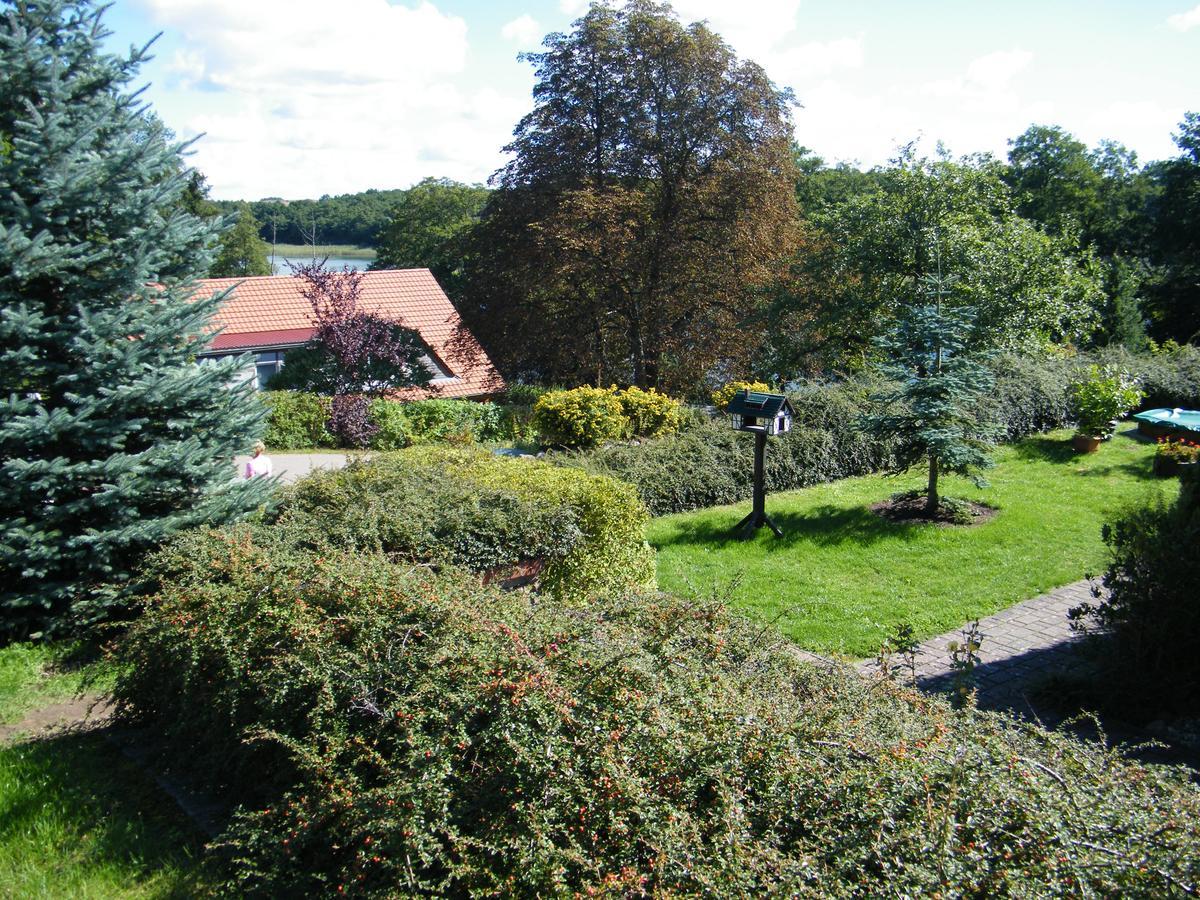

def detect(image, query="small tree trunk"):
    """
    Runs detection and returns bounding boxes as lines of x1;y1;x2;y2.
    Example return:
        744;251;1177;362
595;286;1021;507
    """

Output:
926;456;939;516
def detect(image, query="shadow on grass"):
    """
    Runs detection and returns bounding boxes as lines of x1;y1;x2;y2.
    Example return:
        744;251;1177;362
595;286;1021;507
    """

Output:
1010;434;1156;481
657;503;922;550
0;730;209;896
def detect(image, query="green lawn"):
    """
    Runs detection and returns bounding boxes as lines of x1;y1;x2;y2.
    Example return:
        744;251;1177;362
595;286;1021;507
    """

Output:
648;425;1177;658
0;644;210;897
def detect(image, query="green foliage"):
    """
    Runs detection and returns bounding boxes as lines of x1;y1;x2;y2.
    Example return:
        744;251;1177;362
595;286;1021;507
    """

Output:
278;447;655;604
1071;470;1200;714
0;0;271;638
371;177;489;298
533;387;628;449
860;270;1000;513
261;392;334;450
462;0;799;393
711;380;771;410
113;534;1200;895
985;352;1076;440
772;148;1105;372
613;386;682;438
366;398;412;451
209;204;271;277
1068;364;1143;437
399;398;504;444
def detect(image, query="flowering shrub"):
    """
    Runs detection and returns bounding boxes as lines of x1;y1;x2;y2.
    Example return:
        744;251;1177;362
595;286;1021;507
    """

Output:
1155;437;1200;463
613;386;682;438
1068;365;1143;438
711;380;771;410
278;447;654;604
114;532;1200;896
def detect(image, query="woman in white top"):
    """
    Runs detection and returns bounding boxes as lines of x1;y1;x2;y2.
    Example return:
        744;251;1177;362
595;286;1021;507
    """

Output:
244;441;273;478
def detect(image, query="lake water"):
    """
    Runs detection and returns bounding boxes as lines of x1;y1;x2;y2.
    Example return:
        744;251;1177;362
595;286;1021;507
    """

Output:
272;255;371;274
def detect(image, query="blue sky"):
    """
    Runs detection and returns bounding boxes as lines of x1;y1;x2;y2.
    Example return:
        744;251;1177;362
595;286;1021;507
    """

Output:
101;1;1200;201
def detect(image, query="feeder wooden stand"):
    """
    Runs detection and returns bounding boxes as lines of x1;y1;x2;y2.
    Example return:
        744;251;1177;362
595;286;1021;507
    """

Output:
725;390;795;540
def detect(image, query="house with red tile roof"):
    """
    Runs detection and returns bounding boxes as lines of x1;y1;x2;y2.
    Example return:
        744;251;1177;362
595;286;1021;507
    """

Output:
196;268;503;398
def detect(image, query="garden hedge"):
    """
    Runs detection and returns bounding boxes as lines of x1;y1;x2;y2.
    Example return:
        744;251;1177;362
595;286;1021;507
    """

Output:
560;349;1200;516
275;446;655;604
114;532;1200;897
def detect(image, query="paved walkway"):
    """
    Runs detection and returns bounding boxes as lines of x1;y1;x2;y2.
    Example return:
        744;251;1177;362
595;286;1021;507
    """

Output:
861;579;1098;721
233;452;351;484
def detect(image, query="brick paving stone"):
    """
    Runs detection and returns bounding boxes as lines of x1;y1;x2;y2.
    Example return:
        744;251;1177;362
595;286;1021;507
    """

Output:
859;579;1100;719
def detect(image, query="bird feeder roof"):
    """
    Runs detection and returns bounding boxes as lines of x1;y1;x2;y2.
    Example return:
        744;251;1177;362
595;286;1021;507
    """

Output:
726;390;794;418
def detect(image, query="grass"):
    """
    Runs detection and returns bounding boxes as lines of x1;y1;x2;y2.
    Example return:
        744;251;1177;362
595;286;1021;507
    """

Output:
0;642;111;726
648;425;1178;659
0;644;211;896
270;242;376;259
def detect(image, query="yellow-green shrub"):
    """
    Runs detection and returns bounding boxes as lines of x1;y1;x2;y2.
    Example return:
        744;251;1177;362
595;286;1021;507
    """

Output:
532;386;627;449
280;446;655;604
614;385;683;438
711;380;771;409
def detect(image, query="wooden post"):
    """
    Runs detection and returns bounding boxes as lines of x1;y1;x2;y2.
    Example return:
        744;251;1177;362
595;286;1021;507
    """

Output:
733;429;783;539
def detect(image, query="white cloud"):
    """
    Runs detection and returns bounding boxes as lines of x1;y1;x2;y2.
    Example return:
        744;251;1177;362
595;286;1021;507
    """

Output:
764;36;863;89
965;49;1034;91
501;14;542;46
132;0;524;199
559;0;588;15
1167;4;1200;31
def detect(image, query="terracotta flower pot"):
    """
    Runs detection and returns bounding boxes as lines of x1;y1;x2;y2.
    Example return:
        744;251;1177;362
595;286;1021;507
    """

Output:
1071;433;1101;453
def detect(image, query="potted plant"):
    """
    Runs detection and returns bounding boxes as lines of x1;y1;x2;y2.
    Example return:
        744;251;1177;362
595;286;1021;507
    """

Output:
1153;437;1200;477
1068;365;1144;453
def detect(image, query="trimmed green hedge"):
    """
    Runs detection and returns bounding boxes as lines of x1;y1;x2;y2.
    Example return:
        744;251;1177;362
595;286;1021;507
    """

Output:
559;350;1200;516
556;380;901;516
276;447;654;604
262;392;525;451
114;534;1200;896
261;391;334;450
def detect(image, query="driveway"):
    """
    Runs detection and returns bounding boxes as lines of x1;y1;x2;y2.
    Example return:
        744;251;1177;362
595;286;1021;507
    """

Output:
234;452;351;484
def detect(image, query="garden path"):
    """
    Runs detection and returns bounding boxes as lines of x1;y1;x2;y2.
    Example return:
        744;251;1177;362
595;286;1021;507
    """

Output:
233;452;350;483
859;579;1096;721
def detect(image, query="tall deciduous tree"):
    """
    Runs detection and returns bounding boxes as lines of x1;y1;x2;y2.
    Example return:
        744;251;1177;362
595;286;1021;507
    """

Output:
0;0;271;637
372;177;489;298
769;148;1103;373
210;203;271;277
461;0;799;393
1144;112;1200;343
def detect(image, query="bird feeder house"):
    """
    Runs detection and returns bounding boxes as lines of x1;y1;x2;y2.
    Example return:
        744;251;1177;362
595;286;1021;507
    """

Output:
727;389;794;436
724;389;794;538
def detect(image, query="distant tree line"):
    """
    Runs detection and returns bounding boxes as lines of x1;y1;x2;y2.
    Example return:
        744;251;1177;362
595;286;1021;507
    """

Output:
188;2;1199;396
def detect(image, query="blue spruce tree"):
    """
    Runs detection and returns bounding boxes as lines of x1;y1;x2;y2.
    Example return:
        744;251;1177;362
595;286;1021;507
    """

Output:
861;252;999;517
0;0;271;637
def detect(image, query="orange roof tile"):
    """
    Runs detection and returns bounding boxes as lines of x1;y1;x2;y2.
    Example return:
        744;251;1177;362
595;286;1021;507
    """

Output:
195;268;503;399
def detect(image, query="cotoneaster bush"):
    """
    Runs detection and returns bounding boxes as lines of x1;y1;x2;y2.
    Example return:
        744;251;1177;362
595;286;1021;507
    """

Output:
112;532;1200;897
276;447;654;604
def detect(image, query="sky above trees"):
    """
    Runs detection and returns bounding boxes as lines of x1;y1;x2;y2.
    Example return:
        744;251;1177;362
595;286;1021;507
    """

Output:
104;0;1200;200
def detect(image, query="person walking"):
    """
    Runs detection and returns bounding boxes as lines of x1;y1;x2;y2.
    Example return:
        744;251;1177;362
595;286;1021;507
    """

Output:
244;440;273;479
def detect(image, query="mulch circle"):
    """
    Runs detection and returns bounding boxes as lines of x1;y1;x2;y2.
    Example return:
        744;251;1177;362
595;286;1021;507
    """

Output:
870;496;998;527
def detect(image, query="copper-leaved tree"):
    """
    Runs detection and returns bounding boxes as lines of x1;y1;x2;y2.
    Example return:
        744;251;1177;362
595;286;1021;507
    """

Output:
460;0;799;395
